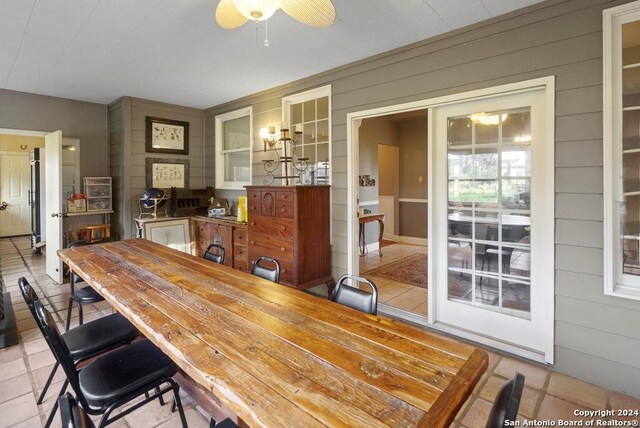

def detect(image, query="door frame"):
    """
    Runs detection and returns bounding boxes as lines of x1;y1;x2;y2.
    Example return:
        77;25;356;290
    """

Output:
346;76;555;363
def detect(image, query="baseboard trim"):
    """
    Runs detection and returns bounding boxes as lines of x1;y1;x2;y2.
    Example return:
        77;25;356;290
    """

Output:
380;235;428;246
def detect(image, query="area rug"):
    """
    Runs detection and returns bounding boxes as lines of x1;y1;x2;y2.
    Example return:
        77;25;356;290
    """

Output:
364;253;427;288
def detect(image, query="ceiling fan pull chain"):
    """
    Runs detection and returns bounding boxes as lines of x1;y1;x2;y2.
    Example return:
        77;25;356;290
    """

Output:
264;19;270;47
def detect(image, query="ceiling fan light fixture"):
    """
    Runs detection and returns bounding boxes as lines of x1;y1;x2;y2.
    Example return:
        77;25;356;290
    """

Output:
232;0;279;21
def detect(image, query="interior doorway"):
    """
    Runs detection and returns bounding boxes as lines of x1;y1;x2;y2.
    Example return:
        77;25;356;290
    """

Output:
356;110;429;317
0;151;31;236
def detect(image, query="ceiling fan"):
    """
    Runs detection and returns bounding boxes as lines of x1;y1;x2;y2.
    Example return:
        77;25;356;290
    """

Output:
215;0;336;29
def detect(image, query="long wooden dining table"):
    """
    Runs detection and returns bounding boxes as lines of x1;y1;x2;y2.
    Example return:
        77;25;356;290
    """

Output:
58;238;488;428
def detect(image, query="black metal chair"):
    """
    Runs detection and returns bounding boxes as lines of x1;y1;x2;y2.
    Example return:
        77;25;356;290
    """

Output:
331;274;378;315
59;392;95;428
204;243;225;264
18;277;138;415
65;238;113;331
485;372;525;428
251;256;281;283
34;300;188;428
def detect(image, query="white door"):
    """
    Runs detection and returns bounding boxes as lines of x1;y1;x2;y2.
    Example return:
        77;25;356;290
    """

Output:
433;89;553;361
0;153;31;237
45;131;63;284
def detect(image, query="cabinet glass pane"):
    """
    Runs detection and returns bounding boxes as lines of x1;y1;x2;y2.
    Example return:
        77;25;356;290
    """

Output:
291;103;303;124
623;21;640;65
224;152;250;182
317;119;329;143
303;122;315;144
317;96;329;120
623;67;640;108
623;110;640;150
222;116;250;150
623;152;640;193
303;100;316;122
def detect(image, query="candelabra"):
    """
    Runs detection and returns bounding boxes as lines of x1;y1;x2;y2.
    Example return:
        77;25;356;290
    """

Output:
260;126;310;186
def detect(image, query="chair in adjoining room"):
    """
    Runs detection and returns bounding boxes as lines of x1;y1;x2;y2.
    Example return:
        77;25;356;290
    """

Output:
65;238;113;331
251;256;281;283
331;274;378;315
35;300;188;428
485;373;525;428
17;277;138;425
204;243;225;264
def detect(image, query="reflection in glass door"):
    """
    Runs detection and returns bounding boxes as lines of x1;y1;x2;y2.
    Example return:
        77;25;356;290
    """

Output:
447;108;532;318
433;86;553;360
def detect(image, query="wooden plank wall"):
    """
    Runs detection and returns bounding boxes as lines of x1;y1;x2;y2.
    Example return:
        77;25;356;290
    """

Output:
203;0;640;396
109;97;206;238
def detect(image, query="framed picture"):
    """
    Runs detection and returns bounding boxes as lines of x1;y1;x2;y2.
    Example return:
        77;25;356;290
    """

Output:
146;116;189;155
143;218;192;254
145;158;190;189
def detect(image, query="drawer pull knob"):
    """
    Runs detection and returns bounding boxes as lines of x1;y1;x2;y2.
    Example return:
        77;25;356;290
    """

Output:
280;226;286;231
251;240;255;245
280;247;286;252
281;208;285;212
251;222;255;226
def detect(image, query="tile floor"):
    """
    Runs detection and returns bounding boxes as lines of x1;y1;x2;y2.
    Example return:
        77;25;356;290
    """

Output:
360;242;428;315
0;236;211;428
1;236;639;427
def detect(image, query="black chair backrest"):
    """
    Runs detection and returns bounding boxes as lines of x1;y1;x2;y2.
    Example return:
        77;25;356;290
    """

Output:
59;392;95;428
18;277;46;334
251;256;281;283
34;300;88;409
485;372;525;428
204;243;225;264
331;275;378;315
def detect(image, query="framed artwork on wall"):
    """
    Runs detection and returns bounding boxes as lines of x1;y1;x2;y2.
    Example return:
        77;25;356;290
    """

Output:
145;116;189;155
145;158;190;189
143;218;192;254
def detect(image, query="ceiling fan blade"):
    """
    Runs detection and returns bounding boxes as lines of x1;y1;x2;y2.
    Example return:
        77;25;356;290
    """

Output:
280;0;336;27
215;0;249;29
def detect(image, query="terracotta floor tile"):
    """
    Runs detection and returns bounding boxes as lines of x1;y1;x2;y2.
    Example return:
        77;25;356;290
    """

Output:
0;393;39;426
537;394;589;421
547;372;607;410
461;398;493;428
608;391;640;422
32;363;65;391
0;373;33;405
155;407;210;428
0;358;27;382
486;350;502;372
27;349;55;371
23;337;49;355
0;345;23;365
494;357;550;390
8;415;43;427
19;327;43;343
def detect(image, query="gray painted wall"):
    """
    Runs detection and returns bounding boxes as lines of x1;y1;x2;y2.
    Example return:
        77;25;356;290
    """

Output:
0;88;108;179
108;97;205;239
203;0;640;396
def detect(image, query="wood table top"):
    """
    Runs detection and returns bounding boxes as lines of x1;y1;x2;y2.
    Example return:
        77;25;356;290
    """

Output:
58;239;487;428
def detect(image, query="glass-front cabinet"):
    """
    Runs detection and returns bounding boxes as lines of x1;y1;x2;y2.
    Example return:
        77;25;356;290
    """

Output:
283;85;331;185
604;1;640;300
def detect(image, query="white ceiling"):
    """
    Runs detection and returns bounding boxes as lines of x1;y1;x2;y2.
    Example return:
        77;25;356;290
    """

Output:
0;0;544;109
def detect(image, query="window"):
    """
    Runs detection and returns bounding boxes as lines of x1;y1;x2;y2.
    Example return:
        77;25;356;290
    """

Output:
604;1;640;300
282;85;331;185
215;107;252;190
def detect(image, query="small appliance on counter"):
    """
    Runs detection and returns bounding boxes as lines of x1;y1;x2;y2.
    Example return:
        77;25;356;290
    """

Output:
207;198;230;218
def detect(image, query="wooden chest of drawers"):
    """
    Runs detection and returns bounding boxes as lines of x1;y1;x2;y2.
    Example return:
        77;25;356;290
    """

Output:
246;185;332;290
191;216;249;272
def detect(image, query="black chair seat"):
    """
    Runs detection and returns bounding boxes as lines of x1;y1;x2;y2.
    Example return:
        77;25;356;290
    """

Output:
64;313;137;362
72;286;104;303
79;339;177;409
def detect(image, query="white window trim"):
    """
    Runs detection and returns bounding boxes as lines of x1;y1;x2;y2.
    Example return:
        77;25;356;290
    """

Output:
282;84;332;185
604;1;640;301
214;106;253;190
